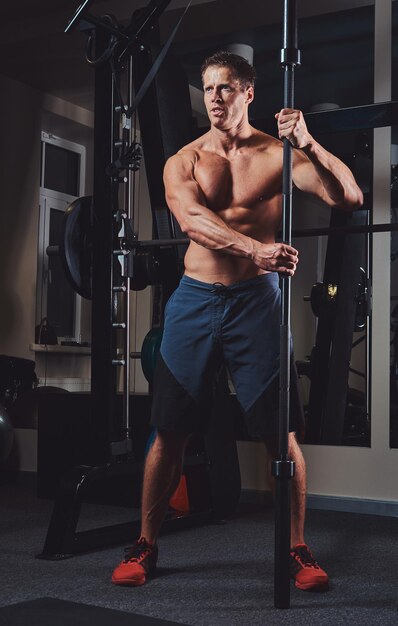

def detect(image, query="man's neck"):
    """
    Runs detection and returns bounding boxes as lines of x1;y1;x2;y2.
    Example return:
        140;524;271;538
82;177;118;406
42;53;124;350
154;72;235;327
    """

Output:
209;119;253;156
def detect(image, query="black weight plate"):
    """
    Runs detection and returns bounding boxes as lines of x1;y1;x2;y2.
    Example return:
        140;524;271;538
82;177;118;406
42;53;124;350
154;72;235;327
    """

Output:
141;327;163;384
59;196;93;299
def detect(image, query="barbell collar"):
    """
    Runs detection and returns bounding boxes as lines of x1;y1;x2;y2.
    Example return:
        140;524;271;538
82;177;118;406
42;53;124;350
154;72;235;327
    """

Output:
280;48;301;67
271;459;296;479
46;245;60;256
112;359;126;366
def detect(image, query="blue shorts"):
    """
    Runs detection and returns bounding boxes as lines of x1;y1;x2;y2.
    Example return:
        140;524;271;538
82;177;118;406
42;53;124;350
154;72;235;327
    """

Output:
150;273;303;438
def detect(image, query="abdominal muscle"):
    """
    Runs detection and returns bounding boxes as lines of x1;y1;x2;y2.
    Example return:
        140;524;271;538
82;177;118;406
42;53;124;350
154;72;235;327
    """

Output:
183;211;280;285
183;242;266;285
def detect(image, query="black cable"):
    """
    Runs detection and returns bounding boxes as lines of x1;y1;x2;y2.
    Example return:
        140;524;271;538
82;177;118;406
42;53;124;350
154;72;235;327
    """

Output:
85;15;120;66
109;56;126;111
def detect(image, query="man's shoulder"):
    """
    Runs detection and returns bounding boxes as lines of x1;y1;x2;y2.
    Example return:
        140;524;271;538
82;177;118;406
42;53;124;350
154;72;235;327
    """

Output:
251;128;283;154
165;133;211;170
178;132;211;157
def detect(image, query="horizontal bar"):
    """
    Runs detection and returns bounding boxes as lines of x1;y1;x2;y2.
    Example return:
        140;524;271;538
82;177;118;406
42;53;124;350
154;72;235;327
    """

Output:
48;223;398;261
126;238;190;248
128;222;398;249
256;100;398;135
293;222;398;238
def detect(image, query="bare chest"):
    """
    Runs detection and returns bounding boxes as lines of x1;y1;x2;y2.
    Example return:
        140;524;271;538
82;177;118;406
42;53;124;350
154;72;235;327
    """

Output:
194;151;282;211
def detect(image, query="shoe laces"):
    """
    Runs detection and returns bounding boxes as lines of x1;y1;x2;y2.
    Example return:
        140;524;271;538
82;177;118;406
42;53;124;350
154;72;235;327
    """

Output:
292;545;320;569
123;538;153;564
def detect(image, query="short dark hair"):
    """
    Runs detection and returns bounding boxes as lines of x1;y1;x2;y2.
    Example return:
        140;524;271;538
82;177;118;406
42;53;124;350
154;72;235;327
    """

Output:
201;50;256;89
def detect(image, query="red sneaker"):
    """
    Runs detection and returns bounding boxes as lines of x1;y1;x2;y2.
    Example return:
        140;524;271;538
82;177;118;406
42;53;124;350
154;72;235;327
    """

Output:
290;543;329;591
111;538;158;586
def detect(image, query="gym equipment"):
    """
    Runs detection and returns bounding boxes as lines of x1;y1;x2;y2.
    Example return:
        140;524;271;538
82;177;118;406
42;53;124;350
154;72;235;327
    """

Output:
309;267;369;332
310;282;338;319
140;327;163;385
306;208;369;445
60;196;93;300
38;0;242;561
0;404;14;464
271;0;300;608
0;356;37;466
0;355;37;406
257;100;398;137
48;194;398;305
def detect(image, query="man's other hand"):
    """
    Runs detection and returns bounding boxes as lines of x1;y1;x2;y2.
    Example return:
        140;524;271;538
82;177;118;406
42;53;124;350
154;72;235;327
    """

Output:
252;242;299;276
275;108;312;149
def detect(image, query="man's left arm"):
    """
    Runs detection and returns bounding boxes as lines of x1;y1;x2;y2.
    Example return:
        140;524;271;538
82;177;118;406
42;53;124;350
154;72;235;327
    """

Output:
276;108;364;210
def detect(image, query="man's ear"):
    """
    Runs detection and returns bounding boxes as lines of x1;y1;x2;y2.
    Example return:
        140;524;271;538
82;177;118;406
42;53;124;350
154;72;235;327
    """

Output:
245;85;254;104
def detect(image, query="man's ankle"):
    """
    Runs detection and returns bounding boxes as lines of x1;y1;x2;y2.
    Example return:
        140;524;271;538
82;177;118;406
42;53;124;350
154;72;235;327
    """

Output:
139;535;156;547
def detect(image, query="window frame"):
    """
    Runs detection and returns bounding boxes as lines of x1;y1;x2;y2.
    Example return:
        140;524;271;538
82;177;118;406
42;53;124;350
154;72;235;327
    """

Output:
36;132;86;342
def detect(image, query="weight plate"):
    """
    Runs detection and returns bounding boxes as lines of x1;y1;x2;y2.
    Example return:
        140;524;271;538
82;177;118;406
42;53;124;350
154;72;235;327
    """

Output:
141;327;163;384
59;196;93;300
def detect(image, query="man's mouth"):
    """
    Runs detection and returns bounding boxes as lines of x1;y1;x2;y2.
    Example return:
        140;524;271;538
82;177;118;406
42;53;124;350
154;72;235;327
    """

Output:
211;107;224;116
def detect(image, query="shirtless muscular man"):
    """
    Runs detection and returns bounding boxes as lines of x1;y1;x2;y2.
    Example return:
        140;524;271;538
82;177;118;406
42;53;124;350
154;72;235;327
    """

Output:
112;51;363;591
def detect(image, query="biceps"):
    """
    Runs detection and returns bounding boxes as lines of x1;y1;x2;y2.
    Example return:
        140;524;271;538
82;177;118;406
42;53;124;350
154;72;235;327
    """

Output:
293;162;331;204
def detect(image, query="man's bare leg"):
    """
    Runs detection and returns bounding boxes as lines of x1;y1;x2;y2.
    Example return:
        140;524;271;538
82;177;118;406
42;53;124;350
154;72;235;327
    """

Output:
263;432;306;547
112;429;190;586
141;429;191;545
264;432;329;590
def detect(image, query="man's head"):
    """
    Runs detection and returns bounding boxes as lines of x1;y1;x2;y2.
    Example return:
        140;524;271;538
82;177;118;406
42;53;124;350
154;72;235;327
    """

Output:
201;51;256;130
201;51;256;91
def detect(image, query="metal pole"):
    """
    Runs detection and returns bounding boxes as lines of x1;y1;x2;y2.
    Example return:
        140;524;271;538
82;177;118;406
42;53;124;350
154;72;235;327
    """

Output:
91;26;117;464
122;57;133;442
272;0;301;609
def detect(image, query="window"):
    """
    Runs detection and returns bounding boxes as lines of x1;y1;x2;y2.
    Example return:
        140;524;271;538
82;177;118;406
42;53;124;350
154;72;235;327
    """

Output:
36;133;86;341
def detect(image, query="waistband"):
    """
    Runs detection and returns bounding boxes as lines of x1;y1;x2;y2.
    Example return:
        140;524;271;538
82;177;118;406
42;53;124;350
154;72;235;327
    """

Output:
180;272;279;294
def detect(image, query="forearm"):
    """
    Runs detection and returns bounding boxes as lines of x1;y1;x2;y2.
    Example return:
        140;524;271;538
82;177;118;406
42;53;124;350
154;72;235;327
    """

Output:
182;205;257;259
181;206;298;275
302;139;363;207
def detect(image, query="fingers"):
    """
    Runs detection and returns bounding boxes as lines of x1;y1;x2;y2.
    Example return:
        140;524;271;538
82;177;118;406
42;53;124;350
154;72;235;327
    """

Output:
254;242;299;275
277;245;298;273
275;108;299;120
283;244;298;256
279;268;296;277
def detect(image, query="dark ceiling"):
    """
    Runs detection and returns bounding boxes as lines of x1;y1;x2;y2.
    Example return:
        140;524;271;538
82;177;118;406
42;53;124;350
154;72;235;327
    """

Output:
176;5;376;120
1;1;396;115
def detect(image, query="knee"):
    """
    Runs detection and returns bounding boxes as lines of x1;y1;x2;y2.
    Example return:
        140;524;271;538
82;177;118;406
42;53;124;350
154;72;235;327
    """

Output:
153;429;190;457
263;432;301;461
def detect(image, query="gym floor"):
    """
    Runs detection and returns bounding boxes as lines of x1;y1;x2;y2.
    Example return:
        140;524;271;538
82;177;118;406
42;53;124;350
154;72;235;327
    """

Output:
0;475;396;625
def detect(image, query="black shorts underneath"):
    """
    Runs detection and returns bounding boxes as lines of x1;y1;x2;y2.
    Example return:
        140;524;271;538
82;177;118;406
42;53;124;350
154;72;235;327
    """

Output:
151;352;304;439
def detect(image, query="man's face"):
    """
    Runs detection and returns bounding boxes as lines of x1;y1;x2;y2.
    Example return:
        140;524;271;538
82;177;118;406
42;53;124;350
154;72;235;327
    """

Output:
202;65;253;130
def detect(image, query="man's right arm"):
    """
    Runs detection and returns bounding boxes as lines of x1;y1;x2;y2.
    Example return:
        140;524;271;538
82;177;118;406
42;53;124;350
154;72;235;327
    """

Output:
164;152;298;276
